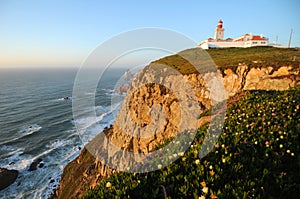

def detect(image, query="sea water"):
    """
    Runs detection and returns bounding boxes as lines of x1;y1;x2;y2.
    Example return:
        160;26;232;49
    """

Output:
0;67;127;198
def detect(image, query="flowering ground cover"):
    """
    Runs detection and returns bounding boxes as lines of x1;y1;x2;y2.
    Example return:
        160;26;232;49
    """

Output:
82;87;299;199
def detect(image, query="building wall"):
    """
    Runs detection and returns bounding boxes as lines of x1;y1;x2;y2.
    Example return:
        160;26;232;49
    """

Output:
245;40;269;47
199;42;209;49
199;41;245;49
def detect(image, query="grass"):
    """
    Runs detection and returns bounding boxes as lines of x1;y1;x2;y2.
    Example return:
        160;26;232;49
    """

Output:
81;87;300;199
152;46;300;75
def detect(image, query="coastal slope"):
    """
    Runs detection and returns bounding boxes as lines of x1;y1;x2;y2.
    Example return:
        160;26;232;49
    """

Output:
56;47;300;198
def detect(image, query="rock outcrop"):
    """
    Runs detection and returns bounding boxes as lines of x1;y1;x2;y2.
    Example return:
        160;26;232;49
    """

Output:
244;66;299;90
28;158;43;171
56;60;299;198
0;168;18;191
56;144;115;199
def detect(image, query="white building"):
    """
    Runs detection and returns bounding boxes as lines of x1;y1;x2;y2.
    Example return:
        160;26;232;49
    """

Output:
199;20;270;49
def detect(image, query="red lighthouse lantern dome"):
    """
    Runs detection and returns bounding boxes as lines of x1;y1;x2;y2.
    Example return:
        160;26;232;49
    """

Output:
217;19;223;29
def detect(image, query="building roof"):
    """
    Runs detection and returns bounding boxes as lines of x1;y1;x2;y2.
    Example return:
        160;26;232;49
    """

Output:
233;38;244;42
250;35;267;41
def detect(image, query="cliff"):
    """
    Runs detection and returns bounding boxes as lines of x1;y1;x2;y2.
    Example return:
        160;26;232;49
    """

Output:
56;47;300;198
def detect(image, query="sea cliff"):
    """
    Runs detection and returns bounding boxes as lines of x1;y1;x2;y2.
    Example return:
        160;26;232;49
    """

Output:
56;47;300;198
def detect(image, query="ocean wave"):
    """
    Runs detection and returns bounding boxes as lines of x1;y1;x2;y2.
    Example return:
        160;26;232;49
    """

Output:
53;96;73;102
73;102;121;144
46;139;71;149
0;147;26;170
0;145;16;151
0;133;82;199
18;124;42;137
0;124;43;146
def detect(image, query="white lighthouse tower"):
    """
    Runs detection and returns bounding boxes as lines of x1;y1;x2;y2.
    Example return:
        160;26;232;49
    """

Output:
214;19;224;40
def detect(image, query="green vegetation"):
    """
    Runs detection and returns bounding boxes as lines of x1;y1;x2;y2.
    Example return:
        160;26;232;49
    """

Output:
82;87;300;199
152;47;300;75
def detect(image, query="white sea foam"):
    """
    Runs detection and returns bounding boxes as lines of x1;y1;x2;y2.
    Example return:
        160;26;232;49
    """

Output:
18;124;42;137
0;147;27;170
74;102;121;144
46;139;71;149
0;133;82;199
51;96;74;102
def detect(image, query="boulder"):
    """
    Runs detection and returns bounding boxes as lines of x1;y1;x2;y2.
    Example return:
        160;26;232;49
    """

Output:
29;158;43;171
0;168;18;191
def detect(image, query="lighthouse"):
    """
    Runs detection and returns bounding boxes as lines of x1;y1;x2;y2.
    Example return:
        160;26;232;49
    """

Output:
214;19;224;40
199;19;271;49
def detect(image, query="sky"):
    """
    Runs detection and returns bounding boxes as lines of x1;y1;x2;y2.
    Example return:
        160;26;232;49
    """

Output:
0;0;299;68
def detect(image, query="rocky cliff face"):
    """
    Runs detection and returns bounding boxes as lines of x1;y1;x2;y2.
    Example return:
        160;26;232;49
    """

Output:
56;63;299;198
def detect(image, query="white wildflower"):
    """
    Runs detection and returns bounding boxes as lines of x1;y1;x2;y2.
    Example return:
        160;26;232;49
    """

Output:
202;187;209;194
178;152;184;156
106;182;111;188
157;164;162;169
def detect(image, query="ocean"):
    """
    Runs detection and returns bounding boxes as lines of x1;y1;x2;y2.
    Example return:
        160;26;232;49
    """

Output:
0;67;127;198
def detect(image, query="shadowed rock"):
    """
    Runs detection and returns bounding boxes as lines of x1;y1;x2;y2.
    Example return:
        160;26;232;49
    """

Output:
0;168;18;191
29;158;43;171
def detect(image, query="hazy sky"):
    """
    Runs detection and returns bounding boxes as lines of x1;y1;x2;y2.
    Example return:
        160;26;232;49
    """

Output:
0;0;299;68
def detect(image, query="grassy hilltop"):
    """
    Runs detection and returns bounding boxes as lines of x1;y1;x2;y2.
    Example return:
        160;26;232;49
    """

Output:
153;46;300;75
68;47;300;199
